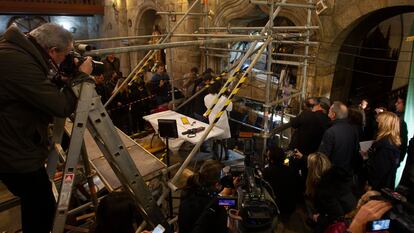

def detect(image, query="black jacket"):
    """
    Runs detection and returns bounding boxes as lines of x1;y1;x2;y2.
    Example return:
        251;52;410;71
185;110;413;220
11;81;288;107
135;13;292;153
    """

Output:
289;110;330;156
315;167;356;218
367;137;400;190
314;167;356;233
0;26;77;173
263;163;300;217
319;119;360;174
178;187;228;233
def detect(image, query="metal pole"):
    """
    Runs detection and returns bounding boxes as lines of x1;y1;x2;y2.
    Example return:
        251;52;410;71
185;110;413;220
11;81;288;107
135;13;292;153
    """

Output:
167;15;176;110
76;33;260;44
250;0;316;9
103;0;201;108
202;47;315;58
203;0;209;70
76;34;165;43
271;40;318;45
157;12;207;16
169;37;271;191
86;36;267;56
261;1;274;168
229;118;264;131
199;26;319;31
301;0;313;101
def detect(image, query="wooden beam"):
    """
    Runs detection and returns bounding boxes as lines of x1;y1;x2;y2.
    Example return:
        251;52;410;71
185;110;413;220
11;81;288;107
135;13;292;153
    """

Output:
0;1;104;15
406;35;414;42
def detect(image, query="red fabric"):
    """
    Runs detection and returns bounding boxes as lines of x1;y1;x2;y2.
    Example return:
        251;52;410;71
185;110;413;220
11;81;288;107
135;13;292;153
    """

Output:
324;221;348;233
150;105;169;114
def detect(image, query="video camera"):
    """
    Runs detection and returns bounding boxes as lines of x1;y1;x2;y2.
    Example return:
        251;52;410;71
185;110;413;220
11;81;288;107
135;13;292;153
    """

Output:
369;188;414;233
59;44;104;77
220;163;278;233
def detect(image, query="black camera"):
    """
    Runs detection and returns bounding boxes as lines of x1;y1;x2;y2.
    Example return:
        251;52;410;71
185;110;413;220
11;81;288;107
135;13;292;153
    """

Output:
60;50;104;77
369;188;414;233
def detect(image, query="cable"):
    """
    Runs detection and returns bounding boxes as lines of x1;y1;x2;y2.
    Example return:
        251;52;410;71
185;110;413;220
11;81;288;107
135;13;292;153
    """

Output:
319;40;414;53
317;48;413;63
316;57;413;80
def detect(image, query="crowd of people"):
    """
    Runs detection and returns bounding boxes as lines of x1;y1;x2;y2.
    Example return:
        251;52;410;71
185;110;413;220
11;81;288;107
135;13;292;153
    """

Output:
1;22;413;233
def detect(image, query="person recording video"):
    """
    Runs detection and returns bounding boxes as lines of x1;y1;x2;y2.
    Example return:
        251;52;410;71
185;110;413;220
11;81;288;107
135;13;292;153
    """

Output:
0;23;93;233
178;160;228;233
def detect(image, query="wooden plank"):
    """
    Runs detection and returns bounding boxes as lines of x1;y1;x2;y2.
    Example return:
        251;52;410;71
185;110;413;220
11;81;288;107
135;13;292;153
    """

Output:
0;1;104;15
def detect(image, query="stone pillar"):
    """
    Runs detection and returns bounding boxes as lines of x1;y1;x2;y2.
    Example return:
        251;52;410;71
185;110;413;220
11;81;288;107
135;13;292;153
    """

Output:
118;0;131;76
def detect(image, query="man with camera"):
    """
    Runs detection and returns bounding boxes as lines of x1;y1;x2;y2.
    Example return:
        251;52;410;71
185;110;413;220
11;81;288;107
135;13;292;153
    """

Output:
0;23;92;233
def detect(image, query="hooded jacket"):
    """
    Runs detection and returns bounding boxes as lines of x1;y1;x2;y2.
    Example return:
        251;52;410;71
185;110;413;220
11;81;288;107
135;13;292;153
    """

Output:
0;26;77;173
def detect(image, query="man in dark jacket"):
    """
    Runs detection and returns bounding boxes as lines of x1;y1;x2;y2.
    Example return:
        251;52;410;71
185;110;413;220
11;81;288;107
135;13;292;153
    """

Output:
0;23;92;233
319;101;360;174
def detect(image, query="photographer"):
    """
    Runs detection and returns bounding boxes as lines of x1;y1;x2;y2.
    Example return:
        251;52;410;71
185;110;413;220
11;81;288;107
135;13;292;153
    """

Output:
0;23;92;233
178;160;228;233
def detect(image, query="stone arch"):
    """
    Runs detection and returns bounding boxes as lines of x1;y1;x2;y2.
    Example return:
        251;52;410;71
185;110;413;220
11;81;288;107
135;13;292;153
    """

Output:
315;0;414;99
129;2;164;69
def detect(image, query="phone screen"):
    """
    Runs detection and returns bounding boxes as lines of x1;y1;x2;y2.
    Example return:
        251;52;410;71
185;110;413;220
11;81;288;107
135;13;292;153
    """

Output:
152;224;165;233
217;197;237;207
368;219;390;231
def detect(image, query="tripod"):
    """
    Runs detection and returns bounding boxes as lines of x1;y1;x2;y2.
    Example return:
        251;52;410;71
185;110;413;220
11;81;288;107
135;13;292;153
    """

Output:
47;81;171;233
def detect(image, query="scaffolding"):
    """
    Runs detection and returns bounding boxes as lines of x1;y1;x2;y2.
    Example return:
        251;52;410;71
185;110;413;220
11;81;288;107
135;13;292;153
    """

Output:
81;0;318;177
74;0;319;227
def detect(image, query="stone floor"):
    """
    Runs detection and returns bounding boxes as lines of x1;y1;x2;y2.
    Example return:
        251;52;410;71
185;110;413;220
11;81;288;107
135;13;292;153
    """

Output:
0;136;312;233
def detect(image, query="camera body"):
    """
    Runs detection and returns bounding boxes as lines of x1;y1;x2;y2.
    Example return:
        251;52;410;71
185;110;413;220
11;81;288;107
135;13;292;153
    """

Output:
221;164;277;233
60;49;104;77
369;188;414;233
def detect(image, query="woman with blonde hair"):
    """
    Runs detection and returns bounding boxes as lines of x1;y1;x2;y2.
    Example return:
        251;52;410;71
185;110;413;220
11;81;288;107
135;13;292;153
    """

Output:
306;152;331;198
366;111;401;190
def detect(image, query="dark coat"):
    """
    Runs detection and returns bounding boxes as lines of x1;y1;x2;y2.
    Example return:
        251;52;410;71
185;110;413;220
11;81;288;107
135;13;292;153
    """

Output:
319;119;360;174
0;26;78;173
366;137;400;190
178;187;228;233
289;110;330;156
315;167;356;218
263;163;300;218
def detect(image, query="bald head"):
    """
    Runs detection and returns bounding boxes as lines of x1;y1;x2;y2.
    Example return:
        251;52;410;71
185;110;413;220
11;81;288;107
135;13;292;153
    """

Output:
328;101;348;120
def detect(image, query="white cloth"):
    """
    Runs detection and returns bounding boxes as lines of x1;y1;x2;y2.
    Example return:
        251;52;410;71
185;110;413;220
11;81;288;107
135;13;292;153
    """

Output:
204;94;233;139
143;110;224;151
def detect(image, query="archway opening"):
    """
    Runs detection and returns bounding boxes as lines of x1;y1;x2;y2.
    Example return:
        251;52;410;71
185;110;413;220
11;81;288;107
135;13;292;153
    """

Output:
331;6;414;108
131;9;164;69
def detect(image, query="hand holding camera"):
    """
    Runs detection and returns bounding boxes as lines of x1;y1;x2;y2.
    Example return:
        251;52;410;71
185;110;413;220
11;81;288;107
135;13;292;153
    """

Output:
77;56;93;75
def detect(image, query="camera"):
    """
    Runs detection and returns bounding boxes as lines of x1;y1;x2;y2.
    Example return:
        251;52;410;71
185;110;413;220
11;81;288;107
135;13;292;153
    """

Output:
59;44;104;77
369;188;414;233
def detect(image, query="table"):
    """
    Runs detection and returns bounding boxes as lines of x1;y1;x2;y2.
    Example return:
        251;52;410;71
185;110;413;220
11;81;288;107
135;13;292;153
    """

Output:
143;110;225;151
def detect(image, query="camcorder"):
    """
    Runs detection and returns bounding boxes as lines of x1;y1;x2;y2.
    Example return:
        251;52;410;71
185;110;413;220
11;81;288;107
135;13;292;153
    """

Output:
368;188;414;233
219;162;278;233
59;44;104;77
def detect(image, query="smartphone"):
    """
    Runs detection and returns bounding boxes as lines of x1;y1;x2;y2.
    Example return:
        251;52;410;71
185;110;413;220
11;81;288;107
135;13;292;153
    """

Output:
152;224;165;233
181;117;190;125
366;219;391;232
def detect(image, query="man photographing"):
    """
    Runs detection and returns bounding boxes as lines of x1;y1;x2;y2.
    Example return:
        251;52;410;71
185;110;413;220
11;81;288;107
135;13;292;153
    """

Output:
0;23;92;232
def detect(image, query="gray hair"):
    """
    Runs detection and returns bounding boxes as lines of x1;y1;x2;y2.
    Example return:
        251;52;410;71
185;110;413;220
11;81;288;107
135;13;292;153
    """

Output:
29;23;73;52
331;101;348;119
